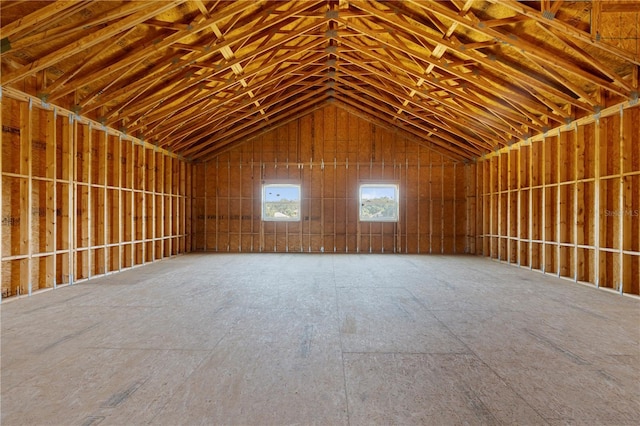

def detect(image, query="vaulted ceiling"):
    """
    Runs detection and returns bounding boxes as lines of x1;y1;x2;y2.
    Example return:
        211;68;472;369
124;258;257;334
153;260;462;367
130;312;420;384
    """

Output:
1;1;639;161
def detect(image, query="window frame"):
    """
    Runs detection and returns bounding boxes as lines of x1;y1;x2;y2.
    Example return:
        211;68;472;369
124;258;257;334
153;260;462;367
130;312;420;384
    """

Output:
358;183;400;222
261;182;302;222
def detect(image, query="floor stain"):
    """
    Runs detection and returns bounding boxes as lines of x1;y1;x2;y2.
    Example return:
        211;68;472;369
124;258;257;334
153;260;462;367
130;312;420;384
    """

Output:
341;315;357;334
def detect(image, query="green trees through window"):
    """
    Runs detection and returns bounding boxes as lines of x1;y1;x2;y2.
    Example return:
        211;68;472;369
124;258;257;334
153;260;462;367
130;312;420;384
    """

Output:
262;184;301;221
359;184;399;222
261;183;399;222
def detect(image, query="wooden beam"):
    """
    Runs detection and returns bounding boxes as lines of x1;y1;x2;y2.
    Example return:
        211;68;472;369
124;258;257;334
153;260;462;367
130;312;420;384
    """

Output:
130;50;327;136
481;15;529;28
551;1;565;15
338;29;559;127
591;0;602;38
46;0;266;101
406;0;632;99
166;77;324;150
44;27;138;96
188;88;329;158
157;67;326;146
0;0;80;40
338;14;590;115
339;49;520;141
2;1;93;54
1;1;186;85
117;31;328;126
86;3;326;118
536;23;635;96
488;0;640;65
335;66;497;150
527;56;597;105
198;101;330;161
334;83;482;158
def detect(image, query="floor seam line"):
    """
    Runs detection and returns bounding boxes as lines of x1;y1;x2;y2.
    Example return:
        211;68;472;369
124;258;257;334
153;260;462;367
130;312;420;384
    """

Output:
333;255;351;426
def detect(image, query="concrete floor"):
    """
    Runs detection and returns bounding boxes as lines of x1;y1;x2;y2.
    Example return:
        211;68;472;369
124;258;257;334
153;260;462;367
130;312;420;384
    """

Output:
1;254;638;426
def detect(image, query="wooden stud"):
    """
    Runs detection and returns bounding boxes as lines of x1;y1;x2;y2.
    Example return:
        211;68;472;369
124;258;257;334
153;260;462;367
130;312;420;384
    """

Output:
417;153;421;253
227;157;231;252
48;107;58;289
440;161;445;254
621;107;634;293
541;135;547;274
558;129;569;278
25;100;33;295
1;90;192;298
428;155;433;254
594;117;601;287
530;139;538;270
1;87;4;298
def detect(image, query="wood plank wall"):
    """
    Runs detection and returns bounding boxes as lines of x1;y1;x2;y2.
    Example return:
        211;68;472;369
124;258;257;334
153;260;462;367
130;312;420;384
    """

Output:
477;104;640;295
192;105;475;254
1;89;192;300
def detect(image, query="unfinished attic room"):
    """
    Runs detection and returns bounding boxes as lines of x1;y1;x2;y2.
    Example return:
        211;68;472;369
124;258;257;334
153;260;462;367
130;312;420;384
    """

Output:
1;0;639;424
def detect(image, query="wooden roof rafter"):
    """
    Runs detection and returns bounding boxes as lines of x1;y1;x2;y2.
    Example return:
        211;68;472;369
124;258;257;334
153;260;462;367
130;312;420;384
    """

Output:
195;101;331;161
338;54;509;146
183;86;330;158
404;0;634;100
536;22;639;94
158;77;314;146
337;48;518;141
1;1;98;55
333;88;477;160
489;0;640;66
345;2;592;116
156;67;328;148
3;0;638;160
152;94;236;145
337;31;551;131
127;47;328;136
99;7;329;121
46;1;269;104
52;2;290;105
194;95;333;161
1;0;88;42
339;19;567;126
335;73;492;154
43;27;139;98
2;0;188;85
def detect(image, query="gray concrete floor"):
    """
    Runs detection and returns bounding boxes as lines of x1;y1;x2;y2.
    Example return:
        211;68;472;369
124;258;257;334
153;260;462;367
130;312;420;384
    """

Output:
1;254;639;426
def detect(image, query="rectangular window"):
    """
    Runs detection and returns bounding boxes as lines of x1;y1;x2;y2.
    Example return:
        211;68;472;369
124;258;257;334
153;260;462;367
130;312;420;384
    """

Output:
359;184;399;222
262;184;301;221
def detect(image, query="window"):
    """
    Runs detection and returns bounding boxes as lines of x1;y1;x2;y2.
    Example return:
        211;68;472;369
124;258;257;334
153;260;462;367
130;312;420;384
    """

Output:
359;184;399;222
262;184;301;221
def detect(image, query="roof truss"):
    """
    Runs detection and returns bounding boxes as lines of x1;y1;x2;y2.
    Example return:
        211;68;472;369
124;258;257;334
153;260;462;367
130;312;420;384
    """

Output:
2;0;638;160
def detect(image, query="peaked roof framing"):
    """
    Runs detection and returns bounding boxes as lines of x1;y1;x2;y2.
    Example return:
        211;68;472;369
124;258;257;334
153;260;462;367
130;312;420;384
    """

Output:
2;0;639;161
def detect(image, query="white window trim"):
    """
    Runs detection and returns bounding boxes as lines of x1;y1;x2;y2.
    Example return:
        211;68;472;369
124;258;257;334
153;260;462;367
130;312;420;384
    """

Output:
262;183;301;222
359;183;400;222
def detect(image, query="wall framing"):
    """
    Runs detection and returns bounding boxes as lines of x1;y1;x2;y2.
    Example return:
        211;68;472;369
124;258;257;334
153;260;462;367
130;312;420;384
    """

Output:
192;105;475;254
2;85;636;300
1;88;192;300
477;103;640;295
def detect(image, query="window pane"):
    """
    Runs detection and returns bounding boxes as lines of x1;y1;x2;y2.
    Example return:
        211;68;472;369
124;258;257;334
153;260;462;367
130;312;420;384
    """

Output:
262;184;301;221
359;184;399;222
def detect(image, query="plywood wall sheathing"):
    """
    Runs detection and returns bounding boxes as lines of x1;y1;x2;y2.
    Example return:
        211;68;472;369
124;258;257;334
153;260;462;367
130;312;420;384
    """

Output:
195;105;472;255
